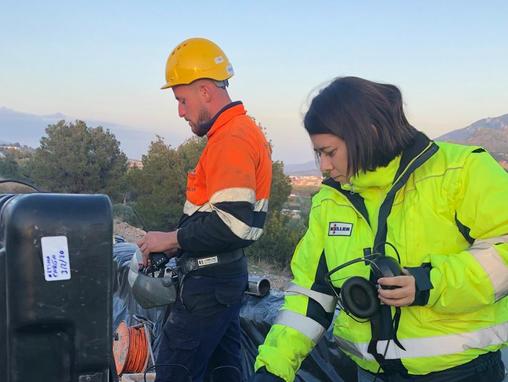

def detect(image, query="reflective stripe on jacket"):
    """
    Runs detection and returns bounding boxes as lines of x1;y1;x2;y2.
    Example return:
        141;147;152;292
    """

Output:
255;133;508;381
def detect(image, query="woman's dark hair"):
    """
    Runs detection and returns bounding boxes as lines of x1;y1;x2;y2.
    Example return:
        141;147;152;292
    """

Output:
304;76;418;176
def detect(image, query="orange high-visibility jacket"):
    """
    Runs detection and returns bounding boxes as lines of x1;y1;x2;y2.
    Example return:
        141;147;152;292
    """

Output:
177;102;272;254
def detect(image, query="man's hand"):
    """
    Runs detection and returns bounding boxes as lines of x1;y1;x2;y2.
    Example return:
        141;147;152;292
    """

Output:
377;269;416;307
137;230;180;267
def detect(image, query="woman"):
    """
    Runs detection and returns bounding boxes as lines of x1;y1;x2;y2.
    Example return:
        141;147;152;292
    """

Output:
252;77;508;381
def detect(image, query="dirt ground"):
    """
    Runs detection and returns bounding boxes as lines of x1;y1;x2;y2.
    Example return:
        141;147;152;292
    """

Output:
113;220;292;291
247;260;291;291
114;219;146;243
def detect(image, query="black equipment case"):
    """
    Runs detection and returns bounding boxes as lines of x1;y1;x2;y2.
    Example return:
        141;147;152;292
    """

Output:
0;193;113;382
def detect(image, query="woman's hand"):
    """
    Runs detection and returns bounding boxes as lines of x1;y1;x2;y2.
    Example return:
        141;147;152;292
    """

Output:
377;269;416;307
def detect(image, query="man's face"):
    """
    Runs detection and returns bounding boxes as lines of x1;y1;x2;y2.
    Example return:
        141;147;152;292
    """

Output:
172;84;211;136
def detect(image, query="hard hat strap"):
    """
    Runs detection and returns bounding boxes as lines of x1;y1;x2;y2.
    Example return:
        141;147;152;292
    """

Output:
214;79;229;89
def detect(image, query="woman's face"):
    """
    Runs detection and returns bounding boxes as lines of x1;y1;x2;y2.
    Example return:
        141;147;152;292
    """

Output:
310;133;350;183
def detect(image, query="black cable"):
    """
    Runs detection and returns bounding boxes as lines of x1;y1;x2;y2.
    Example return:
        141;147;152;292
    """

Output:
326;254;380;280
372;339;389;382
373;241;403;381
372;305;401;382
0;178;40;192
325;242;403;381
373;241;401;263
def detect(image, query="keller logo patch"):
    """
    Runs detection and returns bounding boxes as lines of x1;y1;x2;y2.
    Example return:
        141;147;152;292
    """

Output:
328;222;353;236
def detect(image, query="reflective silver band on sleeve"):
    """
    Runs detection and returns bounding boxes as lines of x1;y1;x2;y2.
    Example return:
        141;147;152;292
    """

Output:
470;235;508;301
254;198;269;212
183;200;202;216
285;283;337;313
210;187;256;204
212;206;263;240
184;187;267;241
274;310;325;343
210;187;265;241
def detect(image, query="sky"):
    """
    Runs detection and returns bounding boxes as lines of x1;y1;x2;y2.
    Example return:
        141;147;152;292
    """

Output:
1;1;507;163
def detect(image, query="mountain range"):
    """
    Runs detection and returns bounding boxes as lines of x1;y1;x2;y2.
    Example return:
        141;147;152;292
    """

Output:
1;107;507;173
437;113;508;163
284;113;508;175
284;161;320;176
0;107;179;160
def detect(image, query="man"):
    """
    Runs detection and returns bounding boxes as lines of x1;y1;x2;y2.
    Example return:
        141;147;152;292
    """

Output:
137;37;272;382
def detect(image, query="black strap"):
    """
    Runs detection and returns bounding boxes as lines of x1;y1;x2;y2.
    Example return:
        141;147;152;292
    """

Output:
369;133;438;375
374;133;439;246
392;307;405;351
454;213;474;245
324;133;439;375
368;306;408;376
176;249;244;275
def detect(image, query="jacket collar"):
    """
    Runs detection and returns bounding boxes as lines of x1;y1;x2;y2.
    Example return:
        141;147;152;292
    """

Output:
204;101;244;138
342;156;401;193
324;131;438;193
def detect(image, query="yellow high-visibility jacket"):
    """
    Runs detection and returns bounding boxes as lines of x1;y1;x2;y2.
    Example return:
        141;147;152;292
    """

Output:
255;133;508;381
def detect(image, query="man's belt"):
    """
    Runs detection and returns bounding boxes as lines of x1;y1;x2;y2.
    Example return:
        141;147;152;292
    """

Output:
176;249;244;275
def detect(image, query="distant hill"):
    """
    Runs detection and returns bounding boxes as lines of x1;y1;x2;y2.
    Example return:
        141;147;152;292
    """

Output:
284;113;508;175
284;160;321;176
437;113;508;162
0;106;181;159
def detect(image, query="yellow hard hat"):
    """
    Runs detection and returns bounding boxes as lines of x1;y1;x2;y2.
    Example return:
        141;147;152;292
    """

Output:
161;37;234;89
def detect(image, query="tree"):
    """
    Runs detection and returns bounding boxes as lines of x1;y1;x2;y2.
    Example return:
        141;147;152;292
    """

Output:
177;136;207;173
125;136;209;230
0;145;34;181
0;151;20;179
268;161;292;213
27;120;128;201
245;161;302;269
128;136;186;230
246;211;306;269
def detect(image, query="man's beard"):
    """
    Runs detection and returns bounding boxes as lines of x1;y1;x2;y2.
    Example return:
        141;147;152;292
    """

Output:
190;109;212;137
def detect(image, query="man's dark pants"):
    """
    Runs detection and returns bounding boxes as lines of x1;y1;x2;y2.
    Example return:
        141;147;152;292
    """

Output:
155;272;247;382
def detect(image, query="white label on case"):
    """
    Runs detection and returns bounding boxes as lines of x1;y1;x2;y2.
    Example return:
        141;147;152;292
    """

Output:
41;236;71;281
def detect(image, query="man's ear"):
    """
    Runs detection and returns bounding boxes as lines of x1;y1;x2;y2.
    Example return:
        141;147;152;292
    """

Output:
198;83;212;103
